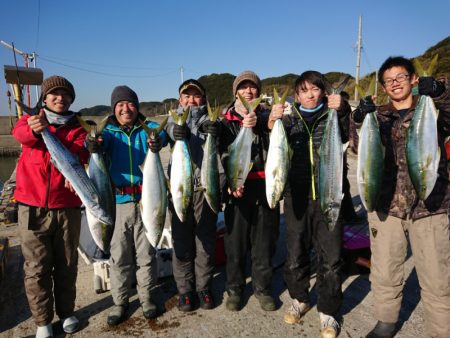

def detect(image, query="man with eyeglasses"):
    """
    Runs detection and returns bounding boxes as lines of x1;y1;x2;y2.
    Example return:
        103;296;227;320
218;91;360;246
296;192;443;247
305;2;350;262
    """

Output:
352;56;450;338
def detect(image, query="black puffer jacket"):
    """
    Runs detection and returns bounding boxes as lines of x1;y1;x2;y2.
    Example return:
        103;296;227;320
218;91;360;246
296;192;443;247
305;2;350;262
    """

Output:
282;101;351;199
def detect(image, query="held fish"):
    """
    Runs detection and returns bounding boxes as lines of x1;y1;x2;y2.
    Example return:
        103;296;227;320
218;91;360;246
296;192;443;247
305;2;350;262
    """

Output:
357;111;384;212
226;94;262;191
78;116;115;253
406;95;440;200
17;100;113;229
169;108;193;222
265;88;290;209
140;118;168;247
200;104;221;214
318;76;350;230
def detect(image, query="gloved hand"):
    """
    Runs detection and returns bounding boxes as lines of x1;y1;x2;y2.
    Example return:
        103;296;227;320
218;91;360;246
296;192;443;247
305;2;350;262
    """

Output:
202;120;220;137
148;135;162;153
418;77;445;98
85;134;102;153
352;96;376;123
172;124;190;141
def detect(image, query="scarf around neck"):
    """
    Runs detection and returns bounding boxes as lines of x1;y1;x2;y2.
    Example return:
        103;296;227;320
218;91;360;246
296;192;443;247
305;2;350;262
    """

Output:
44;108;75;125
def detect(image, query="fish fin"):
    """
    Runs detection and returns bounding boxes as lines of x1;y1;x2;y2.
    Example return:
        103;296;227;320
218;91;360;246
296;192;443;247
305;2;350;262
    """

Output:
332;75;351;95
15;98;43;116
96;115;110;134
273;88;280;104
180;107;190;125
366;76;376;97
427;54;439;76
76;115;94;135
413;58;426;77
248;161;254;172
237;94;252;112
207;102;221;122
139;164;144;173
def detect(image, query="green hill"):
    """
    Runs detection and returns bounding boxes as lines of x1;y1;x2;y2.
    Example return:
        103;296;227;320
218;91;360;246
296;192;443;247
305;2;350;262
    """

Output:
80;36;450;116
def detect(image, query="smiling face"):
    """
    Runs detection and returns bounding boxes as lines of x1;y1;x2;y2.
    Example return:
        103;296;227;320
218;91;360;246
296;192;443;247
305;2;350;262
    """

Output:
179;86;205;108
44;89;73;113
114;100;139;127
381;66;417;103
296;80;325;109
236;80;259;102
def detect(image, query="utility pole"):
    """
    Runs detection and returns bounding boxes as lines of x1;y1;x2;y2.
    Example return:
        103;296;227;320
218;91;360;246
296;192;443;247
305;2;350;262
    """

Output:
354;16;362;101
180;65;184;84
0;40;36;106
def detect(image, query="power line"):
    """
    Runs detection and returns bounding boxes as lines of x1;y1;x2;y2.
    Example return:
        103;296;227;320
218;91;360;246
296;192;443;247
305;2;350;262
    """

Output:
38;55;179;78
38;54;178;71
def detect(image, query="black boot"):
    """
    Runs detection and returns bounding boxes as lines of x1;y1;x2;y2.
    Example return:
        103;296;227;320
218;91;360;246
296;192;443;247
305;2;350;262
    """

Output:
366;321;397;338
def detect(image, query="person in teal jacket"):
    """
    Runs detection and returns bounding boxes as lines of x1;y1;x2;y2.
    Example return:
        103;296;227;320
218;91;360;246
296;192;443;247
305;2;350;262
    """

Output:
85;85;167;325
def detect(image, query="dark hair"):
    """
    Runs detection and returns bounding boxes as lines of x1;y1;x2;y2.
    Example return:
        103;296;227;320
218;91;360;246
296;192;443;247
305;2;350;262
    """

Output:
294;71;327;94
378;56;415;85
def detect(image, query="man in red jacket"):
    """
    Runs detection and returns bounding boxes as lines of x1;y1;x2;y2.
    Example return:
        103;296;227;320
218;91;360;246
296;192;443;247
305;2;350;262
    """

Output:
12;75;89;338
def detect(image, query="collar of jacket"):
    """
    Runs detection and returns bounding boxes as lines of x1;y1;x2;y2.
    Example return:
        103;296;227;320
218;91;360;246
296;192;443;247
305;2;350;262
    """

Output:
377;95;419;119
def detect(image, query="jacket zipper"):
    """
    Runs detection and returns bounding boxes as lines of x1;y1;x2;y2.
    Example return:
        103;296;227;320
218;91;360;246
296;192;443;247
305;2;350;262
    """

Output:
292;105;329;200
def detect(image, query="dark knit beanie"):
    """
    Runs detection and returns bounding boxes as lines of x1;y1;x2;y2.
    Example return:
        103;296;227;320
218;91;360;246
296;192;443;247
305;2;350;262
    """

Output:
232;71;261;96
111;85;139;111
41;75;75;103
178;79;206;96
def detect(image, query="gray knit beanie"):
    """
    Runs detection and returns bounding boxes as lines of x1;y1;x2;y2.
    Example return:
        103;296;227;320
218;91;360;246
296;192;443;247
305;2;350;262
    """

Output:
111;85;139;111
232;71;261;96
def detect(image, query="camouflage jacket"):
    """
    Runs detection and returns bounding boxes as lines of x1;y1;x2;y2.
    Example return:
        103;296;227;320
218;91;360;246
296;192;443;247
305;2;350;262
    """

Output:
367;84;450;219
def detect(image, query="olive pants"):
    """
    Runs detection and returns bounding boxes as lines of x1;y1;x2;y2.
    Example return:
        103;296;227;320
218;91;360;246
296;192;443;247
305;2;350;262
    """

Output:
19;205;81;326
369;212;450;338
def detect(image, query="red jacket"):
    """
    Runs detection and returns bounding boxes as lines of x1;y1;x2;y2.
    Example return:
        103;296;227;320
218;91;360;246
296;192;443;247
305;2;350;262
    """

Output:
12;114;89;209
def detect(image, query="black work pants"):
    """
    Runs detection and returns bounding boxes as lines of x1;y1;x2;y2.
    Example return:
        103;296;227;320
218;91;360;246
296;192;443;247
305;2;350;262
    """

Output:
224;184;279;295
283;190;343;316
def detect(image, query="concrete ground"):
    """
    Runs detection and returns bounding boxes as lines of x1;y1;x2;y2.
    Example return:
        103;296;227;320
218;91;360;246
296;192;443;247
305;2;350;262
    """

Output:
0;148;427;338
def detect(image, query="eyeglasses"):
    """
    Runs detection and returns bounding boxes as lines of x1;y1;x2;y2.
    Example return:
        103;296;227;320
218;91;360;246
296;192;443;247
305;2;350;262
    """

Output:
383;73;410;87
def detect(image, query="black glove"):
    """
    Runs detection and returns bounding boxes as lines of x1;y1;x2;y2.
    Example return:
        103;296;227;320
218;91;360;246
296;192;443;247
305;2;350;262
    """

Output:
418;77;445;98
172;124;190;141
352;96;376;123
202;120;220;137
85;134;101;153
148;135;162;153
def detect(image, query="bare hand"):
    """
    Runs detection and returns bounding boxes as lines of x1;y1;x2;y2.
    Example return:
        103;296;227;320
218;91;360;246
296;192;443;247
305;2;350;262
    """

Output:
28;110;48;134
242;111;257;128
327;94;343;110
228;186;245;198
268;103;285;129
64;179;76;194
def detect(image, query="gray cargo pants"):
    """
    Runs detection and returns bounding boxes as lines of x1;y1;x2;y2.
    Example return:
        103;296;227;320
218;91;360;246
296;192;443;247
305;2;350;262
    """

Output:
19;205;81;326
169;190;217;295
369;212;450;338
109;202;156;306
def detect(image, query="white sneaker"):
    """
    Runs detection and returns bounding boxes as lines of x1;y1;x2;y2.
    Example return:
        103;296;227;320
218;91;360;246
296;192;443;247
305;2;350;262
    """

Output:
319;312;339;338
62;315;80;334
283;299;310;324
36;324;53;338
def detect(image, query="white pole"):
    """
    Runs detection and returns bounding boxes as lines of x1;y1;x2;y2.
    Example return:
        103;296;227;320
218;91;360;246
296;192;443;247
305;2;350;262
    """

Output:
354;16;362;101
180;66;184;84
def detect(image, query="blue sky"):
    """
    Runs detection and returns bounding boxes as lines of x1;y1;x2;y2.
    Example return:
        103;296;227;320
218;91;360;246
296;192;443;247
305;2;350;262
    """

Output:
0;0;449;115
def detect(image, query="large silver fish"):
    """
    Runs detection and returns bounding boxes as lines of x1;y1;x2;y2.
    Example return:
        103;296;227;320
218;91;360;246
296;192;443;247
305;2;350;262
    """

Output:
265;88;290;209
318;76;350;230
78;116;115;253
200;104;220;214
226;94;262;191
406;95;440;200
357;111;384;212
17;100;113;229
140;118;168;247
169;108;193;222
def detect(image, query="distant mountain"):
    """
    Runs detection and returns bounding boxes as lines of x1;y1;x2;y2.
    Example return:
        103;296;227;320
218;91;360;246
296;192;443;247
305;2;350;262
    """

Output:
79;36;449;116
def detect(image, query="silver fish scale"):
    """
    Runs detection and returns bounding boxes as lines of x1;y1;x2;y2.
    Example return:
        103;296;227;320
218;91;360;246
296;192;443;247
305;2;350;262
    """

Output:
41;129;112;226
406;95;439;200
319;109;345;230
